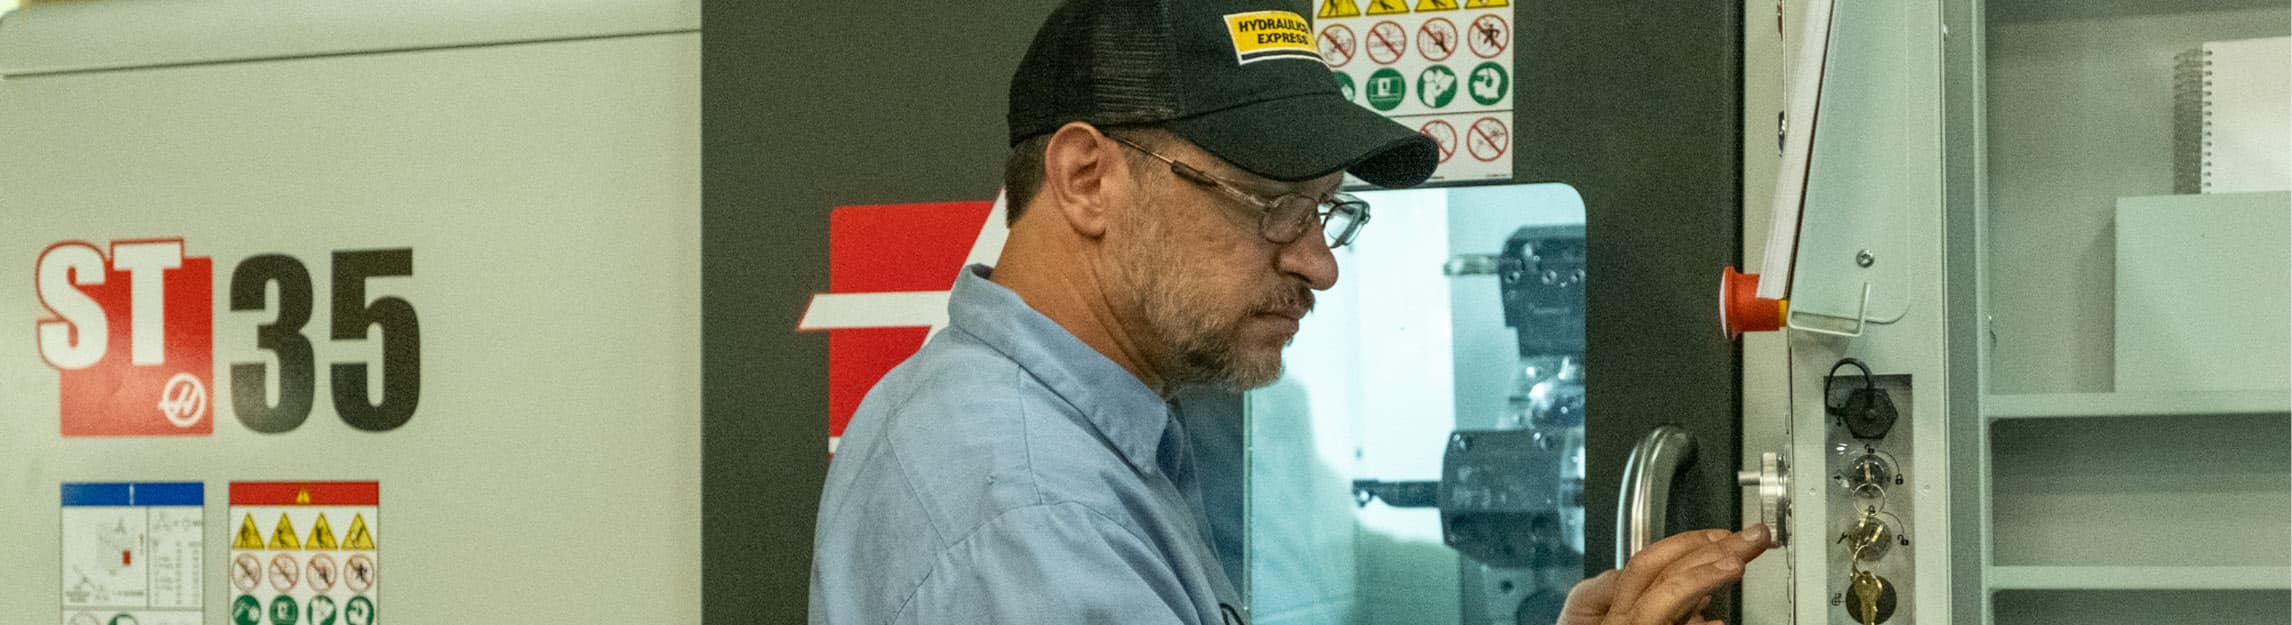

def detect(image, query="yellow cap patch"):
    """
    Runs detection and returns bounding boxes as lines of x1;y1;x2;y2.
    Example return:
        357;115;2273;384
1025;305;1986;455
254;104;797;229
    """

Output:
1224;10;1322;65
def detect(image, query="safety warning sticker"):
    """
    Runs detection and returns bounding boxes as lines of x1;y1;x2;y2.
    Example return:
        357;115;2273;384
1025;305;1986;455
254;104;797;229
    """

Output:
61;482;203;625
1319;23;1356;67
1318;0;1513;183
1468;116;1511;162
229;482;378;625
1418;119;1458;163
1365;21;1406;65
1467;14;1509;58
1417;17;1457;62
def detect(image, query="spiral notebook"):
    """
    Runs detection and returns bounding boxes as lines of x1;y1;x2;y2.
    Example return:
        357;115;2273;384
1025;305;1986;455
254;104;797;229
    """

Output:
2174;37;2289;195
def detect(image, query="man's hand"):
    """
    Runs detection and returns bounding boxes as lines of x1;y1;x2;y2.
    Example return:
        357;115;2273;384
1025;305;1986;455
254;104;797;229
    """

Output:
1559;524;1773;625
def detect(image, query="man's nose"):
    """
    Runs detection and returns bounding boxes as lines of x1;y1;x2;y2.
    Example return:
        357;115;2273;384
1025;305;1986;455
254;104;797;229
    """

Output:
1277;232;1340;291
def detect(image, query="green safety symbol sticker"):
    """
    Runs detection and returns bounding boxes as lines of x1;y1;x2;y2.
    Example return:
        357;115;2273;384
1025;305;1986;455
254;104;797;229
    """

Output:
1364;68;1406;112
233;596;263;625
1333;72;1356;102
308;596;340;625
344;596;376;625
1418;65;1458;108
269;596;300;625
1469;61;1510;106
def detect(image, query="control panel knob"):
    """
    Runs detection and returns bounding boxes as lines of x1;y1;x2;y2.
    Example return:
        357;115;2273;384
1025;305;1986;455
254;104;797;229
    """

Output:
1735;451;1791;546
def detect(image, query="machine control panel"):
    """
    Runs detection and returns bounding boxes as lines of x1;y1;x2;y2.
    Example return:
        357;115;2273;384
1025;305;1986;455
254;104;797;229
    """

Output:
1823;362;1915;624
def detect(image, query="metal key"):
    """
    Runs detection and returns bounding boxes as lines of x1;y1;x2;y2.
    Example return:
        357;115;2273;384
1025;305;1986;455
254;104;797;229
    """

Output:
1849;570;1884;624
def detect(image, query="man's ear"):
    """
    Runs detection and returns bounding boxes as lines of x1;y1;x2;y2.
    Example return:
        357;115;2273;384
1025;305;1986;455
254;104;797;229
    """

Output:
1039;122;1121;238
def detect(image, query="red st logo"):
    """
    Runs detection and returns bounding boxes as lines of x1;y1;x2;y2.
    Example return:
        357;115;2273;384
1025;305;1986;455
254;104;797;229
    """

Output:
36;239;214;436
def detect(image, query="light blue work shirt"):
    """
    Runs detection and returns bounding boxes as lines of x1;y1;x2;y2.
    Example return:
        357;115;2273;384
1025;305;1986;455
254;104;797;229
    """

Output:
810;265;1242;625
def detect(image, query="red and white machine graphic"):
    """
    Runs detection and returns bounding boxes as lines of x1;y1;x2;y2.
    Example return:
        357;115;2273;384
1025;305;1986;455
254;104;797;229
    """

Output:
36;239;214;436
799;194;1008;452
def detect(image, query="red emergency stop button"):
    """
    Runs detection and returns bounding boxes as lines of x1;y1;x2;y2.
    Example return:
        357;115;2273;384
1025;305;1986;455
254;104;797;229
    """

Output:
1721;266;1786;340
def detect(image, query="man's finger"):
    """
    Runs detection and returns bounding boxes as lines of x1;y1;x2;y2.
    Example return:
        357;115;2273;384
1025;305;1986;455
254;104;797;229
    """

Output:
1560;569;1620;625
1611;526;1770;625
1622;555;1750;625
1651;526;1770;595
1670;589;1712;625
1608;529;1732;611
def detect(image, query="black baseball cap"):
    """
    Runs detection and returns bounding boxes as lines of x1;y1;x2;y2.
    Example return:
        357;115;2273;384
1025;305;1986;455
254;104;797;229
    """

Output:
1008;0;1439;188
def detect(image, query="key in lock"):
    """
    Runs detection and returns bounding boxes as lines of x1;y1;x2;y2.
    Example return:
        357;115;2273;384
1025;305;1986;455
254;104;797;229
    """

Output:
1846;570;1897;624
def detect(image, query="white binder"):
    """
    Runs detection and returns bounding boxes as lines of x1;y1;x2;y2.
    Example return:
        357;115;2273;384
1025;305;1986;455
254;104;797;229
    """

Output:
2175;36;2290;194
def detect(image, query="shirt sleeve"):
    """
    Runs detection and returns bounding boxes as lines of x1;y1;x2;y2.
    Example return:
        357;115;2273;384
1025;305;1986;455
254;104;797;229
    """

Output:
892;502;1205;625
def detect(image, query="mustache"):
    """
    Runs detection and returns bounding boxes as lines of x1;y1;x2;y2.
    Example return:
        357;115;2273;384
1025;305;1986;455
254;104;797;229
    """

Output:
1258;283;1316;318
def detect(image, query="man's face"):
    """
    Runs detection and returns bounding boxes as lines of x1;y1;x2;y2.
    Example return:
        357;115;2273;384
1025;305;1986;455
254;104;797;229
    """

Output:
1102;133;1344;391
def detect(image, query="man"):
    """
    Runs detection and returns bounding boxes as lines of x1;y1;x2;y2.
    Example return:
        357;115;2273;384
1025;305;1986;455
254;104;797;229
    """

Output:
810;1;1771;623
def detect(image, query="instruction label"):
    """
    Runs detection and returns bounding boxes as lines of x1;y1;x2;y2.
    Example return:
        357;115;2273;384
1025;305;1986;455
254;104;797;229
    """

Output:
229;483;379;625
1319;0;1514;183
61;482;204;625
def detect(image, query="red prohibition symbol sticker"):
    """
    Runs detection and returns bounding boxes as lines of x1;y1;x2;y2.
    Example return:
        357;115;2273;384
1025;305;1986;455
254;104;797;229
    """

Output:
231;553;262;592
1366;21;1408;65
1467;116;1511;162
306;553;339;593
1419;120;1458;163
268;554;301;593
1320;24;1357;67
1418;18;1458;62
1469;14;1510;59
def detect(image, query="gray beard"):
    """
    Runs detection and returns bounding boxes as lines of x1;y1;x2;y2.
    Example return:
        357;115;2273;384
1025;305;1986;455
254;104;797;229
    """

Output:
1107;188;1310;393
1114;263;1276;392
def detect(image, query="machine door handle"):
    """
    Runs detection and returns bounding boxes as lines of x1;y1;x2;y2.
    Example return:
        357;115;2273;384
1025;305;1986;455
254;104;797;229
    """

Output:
1615;425;1697;568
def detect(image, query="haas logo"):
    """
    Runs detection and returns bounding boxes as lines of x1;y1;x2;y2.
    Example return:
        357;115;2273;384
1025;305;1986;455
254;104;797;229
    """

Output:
159;372;210;429
36;239;214;436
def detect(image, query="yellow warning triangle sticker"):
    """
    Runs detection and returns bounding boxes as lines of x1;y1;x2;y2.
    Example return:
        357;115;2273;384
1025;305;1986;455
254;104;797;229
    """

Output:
268;513;302;550
343;513;376;550
306;513;339;550
1463;0;1508;6
1317;0;1360;18
232;514;265;550
1416;0;1460;11
1364;0;1409;15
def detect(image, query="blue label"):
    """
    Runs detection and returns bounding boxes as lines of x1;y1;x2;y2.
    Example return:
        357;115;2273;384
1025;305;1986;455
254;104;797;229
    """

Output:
61;482;202;506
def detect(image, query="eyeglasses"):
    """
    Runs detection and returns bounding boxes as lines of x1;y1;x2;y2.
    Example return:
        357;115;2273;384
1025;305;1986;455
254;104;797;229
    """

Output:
1107;134;1371;249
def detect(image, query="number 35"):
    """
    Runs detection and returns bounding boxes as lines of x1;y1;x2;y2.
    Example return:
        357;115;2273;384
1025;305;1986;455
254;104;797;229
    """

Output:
229;249;420;433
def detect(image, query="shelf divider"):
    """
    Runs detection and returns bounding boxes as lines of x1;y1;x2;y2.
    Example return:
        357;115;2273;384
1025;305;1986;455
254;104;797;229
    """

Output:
1984;391;2291;419
1989;566;2292;591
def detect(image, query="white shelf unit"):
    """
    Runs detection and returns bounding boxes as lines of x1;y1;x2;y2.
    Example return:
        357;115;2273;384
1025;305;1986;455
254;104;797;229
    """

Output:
1986;401;2289;567
1980;394;2291;625
1968;0;2292;622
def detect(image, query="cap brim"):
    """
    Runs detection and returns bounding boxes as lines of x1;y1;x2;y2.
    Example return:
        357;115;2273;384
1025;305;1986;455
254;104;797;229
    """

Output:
1163;93;1440;188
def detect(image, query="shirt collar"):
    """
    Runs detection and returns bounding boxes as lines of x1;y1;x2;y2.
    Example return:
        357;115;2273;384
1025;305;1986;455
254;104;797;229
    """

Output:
947;264;1172;472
